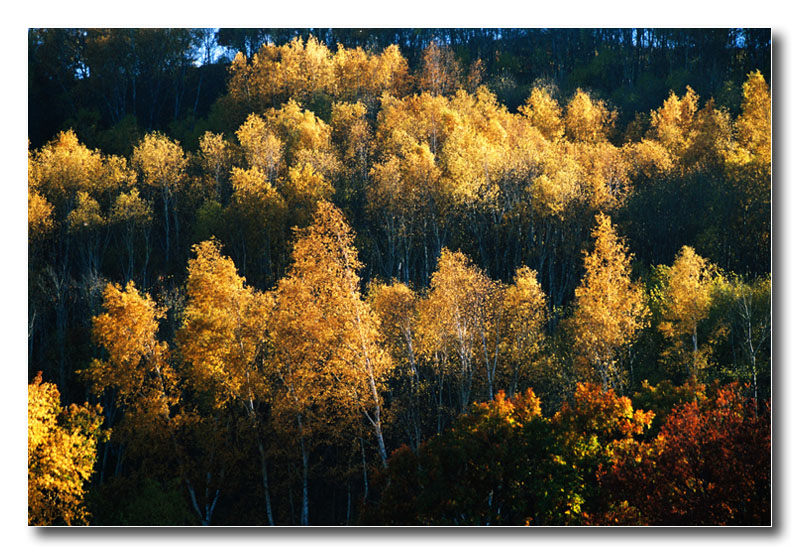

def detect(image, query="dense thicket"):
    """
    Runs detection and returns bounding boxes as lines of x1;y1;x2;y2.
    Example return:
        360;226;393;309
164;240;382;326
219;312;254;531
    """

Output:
28;29;770;526
30;28;770;152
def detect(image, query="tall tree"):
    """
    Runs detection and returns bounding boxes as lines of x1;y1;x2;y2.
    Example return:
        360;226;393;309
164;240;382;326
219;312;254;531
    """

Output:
131;132;188;266
658;246;714;381
269;201;392;523
178;240;275;525
570;214;649;391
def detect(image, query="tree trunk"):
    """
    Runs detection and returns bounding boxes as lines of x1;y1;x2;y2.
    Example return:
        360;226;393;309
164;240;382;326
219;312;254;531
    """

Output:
297;413;310;526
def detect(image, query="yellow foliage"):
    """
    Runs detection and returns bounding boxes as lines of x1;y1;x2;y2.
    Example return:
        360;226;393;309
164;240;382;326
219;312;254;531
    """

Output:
735;70;771;167
418;248;503;406
331;101;373;180
571;214;649;390
647;86;699;162
527;142;584;218
131;132;187;194
419;41;462;97
198;131;236;199
370;280;420;361
520;86;564;141
29;374;104;525
658;246;714;379
270;202;392;459
565;89;617;143
332;43;411;102
179;240;273;408
82;282;176;413
28;188;54;240
110;187;152;226
67;190;105;233
499;266;548;391
236;113;284;181
31;130;135;210
367;141;441;227
264;100;339;177
573;141;632;211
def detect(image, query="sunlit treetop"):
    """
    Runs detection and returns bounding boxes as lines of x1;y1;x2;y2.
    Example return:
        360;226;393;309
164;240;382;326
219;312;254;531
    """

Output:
131;132;188;192
736;70;771;166
565;89;617;144
520;85;565;142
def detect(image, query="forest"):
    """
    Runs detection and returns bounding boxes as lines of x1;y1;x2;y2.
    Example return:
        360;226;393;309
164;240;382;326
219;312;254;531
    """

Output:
28;28;771;526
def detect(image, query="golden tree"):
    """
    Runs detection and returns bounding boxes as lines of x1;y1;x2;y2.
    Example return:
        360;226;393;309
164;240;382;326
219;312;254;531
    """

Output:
281;162;334;228
331;100;374;187
499;266;549;396
658;246;714;381
235;113;284;182
332;43;410;105
418;41;462;97
29;374;105;525
178;239;276;524
370;279;423;449
228;166;287;281
28;188;54;242
735;70;771;167
520;85;564;141
646;86;700;168
571;214;649;391
82;280;227;525
418;248;502;413
198;131;236;201
131;132;188;263
270;201;392;524
110;187;152;282
264;99;339;178
564;89;617;144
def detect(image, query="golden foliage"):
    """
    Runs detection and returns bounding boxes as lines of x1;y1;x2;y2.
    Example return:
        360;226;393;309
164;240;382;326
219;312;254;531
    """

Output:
499;266;548;390
198;131;236;199
179;240;273;408
28;374;105;525
28;188;54;240
658;246;714;379
270;201;392;451
110;187;152;227
82;282;176;413
520;86;564;141
264;100;339;177
571;214;649;390
227;37;410;112
418;248;503;405
564;89;617;143
735;70;771;167
131;132;187;194
419;41;462;97
236;113;284;181
30;130;135;211
67;190;105;233
331;100;374;181
647;86;700;165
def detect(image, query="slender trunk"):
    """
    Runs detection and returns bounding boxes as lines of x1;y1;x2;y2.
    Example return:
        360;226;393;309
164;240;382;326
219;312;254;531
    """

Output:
360;436;369;502
367;373;388;467
256;436;275;526
162;186;170;264
345;482;351;525
172;193;180;260
297;413;309;526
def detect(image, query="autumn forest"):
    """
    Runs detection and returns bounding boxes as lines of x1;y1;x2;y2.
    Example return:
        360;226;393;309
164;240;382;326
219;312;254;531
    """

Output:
27;28;771;526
